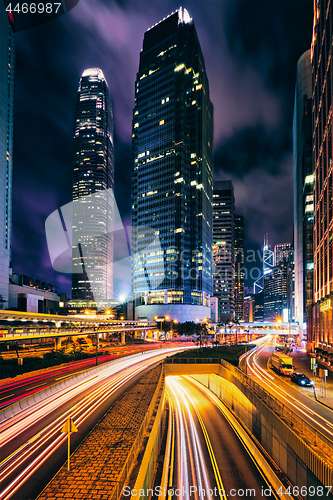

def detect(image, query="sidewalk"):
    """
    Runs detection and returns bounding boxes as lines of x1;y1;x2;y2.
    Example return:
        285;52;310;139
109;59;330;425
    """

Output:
291;342;333;409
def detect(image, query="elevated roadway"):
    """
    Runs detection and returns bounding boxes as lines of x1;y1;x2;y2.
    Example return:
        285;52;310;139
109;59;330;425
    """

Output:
0;310;157;343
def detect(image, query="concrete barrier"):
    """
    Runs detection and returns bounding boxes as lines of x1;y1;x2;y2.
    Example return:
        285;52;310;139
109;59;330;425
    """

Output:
0;352;144;423
188;377;294;500
130;373;166;499
165;361;333;496
37;364;165;500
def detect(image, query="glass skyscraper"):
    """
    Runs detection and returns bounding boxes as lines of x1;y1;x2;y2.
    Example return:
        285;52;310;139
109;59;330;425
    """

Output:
72;68;114;303
293;50;313;337
0;8;14;305
234;214;244;321
132;8;213;322
213;181;235;321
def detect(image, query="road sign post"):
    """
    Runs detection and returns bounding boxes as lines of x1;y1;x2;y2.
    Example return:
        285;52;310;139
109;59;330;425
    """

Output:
61;418;78;471
318;368;328;397
311;358;317;386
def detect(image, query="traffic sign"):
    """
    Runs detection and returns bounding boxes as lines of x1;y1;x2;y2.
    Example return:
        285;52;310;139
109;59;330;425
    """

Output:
61;418;78;434
61;418;78;471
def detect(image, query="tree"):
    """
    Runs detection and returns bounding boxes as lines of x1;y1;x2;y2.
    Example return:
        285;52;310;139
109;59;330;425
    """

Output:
174;321;198;336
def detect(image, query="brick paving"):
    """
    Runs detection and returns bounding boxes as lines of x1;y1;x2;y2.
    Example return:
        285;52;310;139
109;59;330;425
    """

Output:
37;364;163;500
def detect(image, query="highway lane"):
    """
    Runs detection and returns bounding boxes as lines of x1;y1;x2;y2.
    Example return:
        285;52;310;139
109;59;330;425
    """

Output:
166;376;275;500
0;346;189;500
0;343;185;408
244;336;333;442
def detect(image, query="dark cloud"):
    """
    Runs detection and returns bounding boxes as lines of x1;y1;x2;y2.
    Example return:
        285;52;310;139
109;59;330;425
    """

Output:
11;0;313;295
214;124;291;177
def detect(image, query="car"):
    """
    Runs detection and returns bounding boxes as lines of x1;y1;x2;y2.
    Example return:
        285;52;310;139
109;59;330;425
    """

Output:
291;372;313;386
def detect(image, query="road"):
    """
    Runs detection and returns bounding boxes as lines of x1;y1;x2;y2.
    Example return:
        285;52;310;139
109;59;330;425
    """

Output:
0;343;184;409
166;376;276;500
0;346;189;500
243;336;333;442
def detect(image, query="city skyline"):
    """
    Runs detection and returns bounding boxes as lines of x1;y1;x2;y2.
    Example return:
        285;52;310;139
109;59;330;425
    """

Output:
10;0;313;297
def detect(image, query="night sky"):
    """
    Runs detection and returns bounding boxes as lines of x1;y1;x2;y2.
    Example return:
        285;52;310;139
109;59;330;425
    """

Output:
11;0;313;298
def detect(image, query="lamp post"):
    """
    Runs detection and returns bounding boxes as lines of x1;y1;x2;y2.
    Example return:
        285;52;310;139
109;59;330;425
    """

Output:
172;319;178;340
154;315;171;340
96;327;99;366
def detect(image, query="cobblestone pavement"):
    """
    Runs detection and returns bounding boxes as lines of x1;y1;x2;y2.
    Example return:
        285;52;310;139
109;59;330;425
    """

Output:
37;364;162;500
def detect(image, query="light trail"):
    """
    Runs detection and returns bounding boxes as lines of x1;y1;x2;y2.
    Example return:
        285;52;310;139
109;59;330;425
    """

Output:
167;377;226;500
0;346;189;500
247;336;333;438
166;376;275;500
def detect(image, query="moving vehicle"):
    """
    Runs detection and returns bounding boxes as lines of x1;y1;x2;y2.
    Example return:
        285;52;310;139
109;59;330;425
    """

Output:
271;352;294;376
291;372;313;386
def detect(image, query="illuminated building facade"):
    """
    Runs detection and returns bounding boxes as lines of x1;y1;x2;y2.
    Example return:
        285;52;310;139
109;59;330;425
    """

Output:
254;291;264;322
311;1;333;355
234;214;244;321
0;8;14;306
72;68;114;302
293;49;313;335
274;242;291;266
132;8;213;322
263;259;289;321
213;181;235;322
244;294;254;323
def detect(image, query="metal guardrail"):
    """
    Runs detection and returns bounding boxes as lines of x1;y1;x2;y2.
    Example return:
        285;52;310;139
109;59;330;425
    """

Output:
0;326;152;340
109;364;165;500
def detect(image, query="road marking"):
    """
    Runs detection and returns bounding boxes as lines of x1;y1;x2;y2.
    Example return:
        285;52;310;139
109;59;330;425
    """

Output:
0;393;14;401
26;383;46;391
168;401;175;488
55;371;84;381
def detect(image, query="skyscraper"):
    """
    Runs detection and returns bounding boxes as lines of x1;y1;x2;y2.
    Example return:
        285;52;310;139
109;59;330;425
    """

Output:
132;8;213;322
0;8;14;306
213;181;235;321
311;1;333;354
72;68;114;303
293;49;313;336
263;259;288;321
234;214;244;321
274;242;291;266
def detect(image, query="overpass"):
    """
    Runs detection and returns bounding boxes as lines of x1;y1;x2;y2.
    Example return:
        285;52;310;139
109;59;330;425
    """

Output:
0;310;158;345
212;321;301;336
